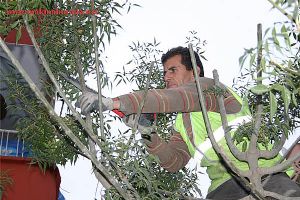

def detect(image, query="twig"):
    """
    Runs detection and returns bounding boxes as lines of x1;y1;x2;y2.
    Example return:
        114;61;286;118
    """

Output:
266;0;297;24
126;61;154;147
71;3;138;197
269;60;300;77
133;61;154;131
91;0;105;142
70;4;111;190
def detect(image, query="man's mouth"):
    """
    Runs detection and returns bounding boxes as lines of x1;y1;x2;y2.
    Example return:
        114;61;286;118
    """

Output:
167;83;177;88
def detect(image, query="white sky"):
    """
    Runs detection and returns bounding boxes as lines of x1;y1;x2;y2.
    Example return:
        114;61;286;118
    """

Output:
58;1;299;199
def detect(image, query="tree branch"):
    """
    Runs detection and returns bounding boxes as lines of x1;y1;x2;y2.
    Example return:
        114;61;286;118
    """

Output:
269;60;300;77
260;133;286;159
212;70;246;161
262;190;299;200
71;6;112;189
133;61;154;131
23;16;104;146
188;44;263;198
91;0;105;141
126;61;154;148
260;151;300;175
0;37;130;199
266;0;297;24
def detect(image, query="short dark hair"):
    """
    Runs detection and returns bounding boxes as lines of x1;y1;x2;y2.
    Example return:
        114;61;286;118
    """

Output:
161;46;204;77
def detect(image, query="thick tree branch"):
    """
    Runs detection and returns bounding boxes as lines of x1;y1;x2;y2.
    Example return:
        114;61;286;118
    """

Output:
71;8;112;189
70;6;139;197
23;17;104;146
212;70;246;161
188;44;264;198
260;134;286;159
262;190;299;200
260;151;300;175
243;24;265;197
0;37;130;199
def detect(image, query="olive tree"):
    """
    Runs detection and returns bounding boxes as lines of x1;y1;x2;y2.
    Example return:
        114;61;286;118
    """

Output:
0;1;199;199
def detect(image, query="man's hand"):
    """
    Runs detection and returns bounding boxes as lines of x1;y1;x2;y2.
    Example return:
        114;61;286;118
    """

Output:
123;114;155;144
76;92;113;115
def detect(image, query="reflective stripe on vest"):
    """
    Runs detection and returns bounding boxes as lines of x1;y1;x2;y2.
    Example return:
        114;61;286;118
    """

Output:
193;115;252;162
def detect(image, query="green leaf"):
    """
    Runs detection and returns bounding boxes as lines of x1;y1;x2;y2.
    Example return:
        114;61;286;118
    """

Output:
292;3;299;22
242;141;248;152
282;86;291;113
269;92;277;120
291;92;297;106
16;26;22;44
264;41;269;54
270;84;284;92
272;27;282;53
10;20;19;29
249;54;256;67
250;84;269;95
260;57;266;71
281;25;291;47
272;27;279;45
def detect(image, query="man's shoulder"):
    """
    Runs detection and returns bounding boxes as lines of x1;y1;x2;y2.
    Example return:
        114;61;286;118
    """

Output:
181;77;220;87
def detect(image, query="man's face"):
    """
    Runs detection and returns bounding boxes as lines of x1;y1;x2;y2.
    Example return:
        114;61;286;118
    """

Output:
163;55;195;89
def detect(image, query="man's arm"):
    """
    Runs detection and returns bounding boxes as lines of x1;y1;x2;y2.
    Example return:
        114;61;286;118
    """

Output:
144;130;191;172
115;77;241;115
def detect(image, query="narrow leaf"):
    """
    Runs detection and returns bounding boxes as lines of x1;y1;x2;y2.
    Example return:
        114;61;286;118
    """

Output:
250;84;269;95
271;84;284;92
291;92;297;106
282;86;291;113
16;26;22;44
242;141;247;152
269;92;277;120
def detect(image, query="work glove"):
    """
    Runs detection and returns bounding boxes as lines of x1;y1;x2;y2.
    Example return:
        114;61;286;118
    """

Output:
123;114;156;144
76;92;113;115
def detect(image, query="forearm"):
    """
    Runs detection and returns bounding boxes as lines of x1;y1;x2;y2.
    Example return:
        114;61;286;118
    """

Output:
145;133;191;172
115;77;241;115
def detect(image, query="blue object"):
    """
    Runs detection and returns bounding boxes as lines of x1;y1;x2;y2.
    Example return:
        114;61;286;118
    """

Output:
58;191;66;200
0;139;31;157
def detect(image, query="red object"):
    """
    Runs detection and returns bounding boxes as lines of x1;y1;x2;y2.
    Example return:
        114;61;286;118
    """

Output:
0;156;61;200
2;16;43;45
3;27;33;45
112;109;125;118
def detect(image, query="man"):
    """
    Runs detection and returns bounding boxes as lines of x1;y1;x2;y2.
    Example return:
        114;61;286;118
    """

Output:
78;46;300;199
